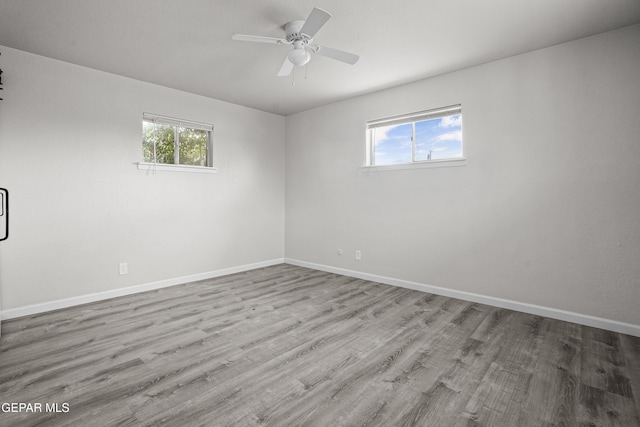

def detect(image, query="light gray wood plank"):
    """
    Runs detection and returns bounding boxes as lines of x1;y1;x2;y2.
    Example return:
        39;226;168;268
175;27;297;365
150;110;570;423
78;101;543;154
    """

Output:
620;334;640;417
517;318;581;426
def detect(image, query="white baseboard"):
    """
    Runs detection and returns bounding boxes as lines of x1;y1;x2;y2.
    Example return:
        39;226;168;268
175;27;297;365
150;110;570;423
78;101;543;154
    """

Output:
1;258;285;321
285;258;640;338
4;257;638;338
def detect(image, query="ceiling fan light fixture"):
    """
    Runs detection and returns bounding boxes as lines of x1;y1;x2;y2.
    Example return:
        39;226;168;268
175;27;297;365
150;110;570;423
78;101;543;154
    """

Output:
232;7;359;77
287;48;311;67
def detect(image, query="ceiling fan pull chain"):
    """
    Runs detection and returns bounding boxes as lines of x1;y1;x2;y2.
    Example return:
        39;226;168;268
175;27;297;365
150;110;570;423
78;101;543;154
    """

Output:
292;67;295;86
305;63;308;79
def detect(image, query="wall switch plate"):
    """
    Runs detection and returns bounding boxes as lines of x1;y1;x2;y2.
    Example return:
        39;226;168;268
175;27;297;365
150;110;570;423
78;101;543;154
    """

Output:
355;250;361;261
119;262;128;275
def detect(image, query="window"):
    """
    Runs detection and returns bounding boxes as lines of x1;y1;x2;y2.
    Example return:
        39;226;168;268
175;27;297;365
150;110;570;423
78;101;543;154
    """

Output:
141;113;213;168
366;105;463;167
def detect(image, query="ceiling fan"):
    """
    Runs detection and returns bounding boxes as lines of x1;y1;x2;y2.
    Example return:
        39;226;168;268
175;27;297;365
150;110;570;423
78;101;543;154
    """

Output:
232;7;359;77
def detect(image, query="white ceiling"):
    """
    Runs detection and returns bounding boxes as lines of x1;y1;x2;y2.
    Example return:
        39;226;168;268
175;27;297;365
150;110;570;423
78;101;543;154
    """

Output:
1;0;639;116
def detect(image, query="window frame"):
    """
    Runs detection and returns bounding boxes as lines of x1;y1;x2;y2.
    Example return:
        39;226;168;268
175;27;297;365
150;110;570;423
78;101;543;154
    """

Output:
364;104;465;169
139;112;216;173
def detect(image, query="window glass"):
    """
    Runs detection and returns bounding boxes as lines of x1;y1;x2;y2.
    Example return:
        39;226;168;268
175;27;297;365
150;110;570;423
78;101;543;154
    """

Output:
367;105;462;167
178;127;208;166
414;114;462;161
373;123;412;165
143;121;175;164
142;114;212;167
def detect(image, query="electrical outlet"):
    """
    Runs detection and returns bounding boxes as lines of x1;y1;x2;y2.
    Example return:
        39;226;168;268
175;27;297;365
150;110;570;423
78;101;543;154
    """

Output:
119;262;128;275
355;250;361;261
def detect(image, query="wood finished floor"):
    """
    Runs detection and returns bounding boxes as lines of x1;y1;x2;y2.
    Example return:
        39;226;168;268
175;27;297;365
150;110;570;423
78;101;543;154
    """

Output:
1;264;639;426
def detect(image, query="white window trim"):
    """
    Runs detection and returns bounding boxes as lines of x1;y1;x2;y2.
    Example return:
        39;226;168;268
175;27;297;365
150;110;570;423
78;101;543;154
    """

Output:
137;162;218;174
361;158;467;172
365;104;463;169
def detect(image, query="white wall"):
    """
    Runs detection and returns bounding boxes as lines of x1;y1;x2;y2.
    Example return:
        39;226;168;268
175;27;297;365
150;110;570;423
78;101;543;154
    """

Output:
1;24;639;331
0;46;285;311
285;25;640;327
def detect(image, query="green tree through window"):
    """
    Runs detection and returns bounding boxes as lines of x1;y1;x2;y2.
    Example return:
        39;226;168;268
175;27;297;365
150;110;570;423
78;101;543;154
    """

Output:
178;127;208;166
142;113;213;167
143;121;175;164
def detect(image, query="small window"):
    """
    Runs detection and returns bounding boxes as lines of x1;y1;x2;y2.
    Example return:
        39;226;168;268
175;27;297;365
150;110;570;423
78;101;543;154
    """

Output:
142;113;213;167
366;105;463;166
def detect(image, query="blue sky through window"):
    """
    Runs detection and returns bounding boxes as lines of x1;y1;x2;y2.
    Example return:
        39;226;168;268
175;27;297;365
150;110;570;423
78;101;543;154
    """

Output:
373;114;462;165
373;123;412;164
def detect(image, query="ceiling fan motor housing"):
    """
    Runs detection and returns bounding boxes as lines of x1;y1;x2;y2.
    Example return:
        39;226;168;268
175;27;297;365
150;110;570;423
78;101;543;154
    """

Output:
284;20;310;43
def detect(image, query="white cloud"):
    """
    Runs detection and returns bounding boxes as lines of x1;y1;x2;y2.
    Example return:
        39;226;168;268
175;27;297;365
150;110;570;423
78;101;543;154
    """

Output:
372;124;398;145
373;124;415;146
400;140;413;148
432;130;462;144
439;115;461;128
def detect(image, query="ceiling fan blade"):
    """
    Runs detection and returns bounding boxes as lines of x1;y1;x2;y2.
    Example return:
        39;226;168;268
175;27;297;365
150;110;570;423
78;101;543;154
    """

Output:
311;44;359;65
300;7;331;38
277;57;294;77
232;34;286;44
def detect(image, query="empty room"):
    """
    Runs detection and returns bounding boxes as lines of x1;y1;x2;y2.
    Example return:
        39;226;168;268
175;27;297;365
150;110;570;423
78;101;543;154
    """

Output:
1;1;640;426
